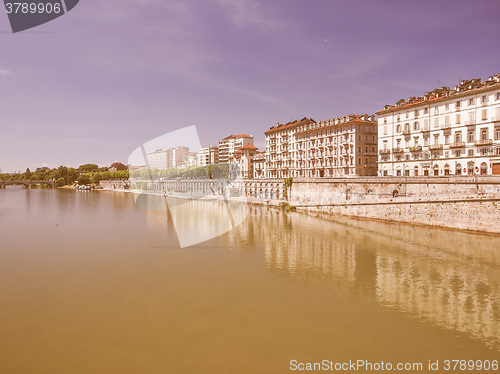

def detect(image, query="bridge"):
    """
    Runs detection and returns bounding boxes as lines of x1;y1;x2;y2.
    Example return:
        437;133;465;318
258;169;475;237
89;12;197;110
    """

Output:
0;180;55;189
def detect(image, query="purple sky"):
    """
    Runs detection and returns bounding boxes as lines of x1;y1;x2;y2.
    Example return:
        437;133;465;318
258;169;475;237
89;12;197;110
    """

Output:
1;0;500;172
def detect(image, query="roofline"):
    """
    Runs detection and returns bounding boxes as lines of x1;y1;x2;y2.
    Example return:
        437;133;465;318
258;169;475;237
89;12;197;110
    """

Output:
377;81;500;115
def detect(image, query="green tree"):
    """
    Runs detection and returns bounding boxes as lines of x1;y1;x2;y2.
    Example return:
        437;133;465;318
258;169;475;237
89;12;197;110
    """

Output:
78;164;99;172
24;168;31;180
78;174;91;185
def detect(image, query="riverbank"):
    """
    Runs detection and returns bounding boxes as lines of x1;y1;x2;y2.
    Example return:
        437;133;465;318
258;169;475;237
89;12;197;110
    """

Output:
99;178;500;235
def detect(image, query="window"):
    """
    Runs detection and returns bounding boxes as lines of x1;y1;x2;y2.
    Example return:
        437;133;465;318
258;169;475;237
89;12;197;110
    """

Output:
396;139;401;147
497;92;500;100
424;108;428;114
468;149;474;157
445;103;450;110
456;114;461;124
481;95;488;103
481;148;488;156
434;118;439;128
455;150;462;157
414;136;419;145
414;110;419;117
469;98;474;106
482;109;487;121
424;137;429;146
445;135;450;144
406;112;409;118
404;123;410;132
414;167;419;176
413;121;419;130
455;132;462;143
434;135;439;145
495;128;500;140
396;170;402;176
496;148;500;155
358;157;361;165
481;129;488;140
396;124;401;133
456;101;461;109
468;131;475;142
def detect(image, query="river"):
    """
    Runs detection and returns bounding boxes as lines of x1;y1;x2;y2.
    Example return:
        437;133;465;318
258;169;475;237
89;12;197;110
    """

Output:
0;187;499;373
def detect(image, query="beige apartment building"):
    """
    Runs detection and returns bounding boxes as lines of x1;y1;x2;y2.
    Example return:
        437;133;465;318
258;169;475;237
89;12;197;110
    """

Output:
264;115;378;178
218;134;254;164
377;74;500;176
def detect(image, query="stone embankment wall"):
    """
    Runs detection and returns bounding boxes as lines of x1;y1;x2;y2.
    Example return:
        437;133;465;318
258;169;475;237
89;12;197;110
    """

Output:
289;176;500;234
101;176;500;234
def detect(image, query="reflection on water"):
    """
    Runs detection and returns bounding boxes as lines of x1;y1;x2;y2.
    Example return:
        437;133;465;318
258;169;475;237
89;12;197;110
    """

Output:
222;207;500;350
1;189;499;374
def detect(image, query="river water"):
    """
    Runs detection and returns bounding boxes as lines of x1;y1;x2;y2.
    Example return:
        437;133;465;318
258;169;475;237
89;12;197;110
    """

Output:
0;188;499;373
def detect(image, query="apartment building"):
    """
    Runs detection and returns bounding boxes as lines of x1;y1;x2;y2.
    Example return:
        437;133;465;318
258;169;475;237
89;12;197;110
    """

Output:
377;74;500;176
264;115;378;178
146;146;190;169
229;144;259;179
218;134;254;164
197;146;219;166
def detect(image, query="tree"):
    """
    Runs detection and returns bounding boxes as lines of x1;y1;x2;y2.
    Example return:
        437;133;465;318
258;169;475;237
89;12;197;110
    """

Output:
78;164;99;172
78;174;91;185
25;168;31;180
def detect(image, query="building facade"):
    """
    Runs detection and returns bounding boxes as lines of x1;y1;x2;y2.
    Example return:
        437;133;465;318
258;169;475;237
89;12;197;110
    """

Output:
218;134;254;164
146;146;190;169
264;115;378;178
377;74;500;176
197;146;219;166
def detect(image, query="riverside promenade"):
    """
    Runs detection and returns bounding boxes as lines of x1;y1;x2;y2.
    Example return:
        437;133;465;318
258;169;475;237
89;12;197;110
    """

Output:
100;176;500;235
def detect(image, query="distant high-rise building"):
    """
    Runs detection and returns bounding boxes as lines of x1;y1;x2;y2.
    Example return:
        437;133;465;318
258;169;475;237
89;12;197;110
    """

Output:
218;134;253;164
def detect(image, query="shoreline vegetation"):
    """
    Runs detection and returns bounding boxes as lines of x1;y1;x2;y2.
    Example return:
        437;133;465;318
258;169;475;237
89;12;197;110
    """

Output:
0;164;128;188
0;164;231;189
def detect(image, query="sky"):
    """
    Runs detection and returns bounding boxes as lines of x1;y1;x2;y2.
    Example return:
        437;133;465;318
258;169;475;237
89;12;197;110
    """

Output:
1;0;500;172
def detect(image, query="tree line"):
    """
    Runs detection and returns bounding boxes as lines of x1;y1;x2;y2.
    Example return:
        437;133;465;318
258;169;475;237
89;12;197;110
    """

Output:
0;164;129;187
129;164;230;180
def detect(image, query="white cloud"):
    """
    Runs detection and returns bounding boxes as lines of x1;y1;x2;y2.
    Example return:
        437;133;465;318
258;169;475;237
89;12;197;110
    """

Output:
211;0;282;31
0;69;14;78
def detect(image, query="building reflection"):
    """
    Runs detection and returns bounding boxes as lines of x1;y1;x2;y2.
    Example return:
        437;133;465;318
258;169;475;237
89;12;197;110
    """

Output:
229;207;500;350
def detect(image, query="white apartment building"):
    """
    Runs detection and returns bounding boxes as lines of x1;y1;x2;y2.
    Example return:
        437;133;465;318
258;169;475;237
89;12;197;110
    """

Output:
146;146;190;169
218;134;254;164
197;146;219;166
186;152;198;167
377;74;500;176
146;149;169;170
265;115;378;178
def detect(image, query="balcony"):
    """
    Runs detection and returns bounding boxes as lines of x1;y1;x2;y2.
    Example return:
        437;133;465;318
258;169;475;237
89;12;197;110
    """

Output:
379;149;391;154
402;130;411;136
409;146;422;152
429;144;443;151
474;139;493;146
449;142;465;148
392;147;404;153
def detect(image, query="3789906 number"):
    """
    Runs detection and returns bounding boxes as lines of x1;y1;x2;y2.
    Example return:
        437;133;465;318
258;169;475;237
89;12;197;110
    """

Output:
443;360;498;371
5;2;62;14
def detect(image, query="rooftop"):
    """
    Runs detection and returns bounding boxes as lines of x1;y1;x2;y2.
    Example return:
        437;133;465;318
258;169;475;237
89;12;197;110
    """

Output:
377;73;500;114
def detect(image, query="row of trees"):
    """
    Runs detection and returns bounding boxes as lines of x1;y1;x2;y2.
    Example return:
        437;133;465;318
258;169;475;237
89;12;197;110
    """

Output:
0;164;129;187
1;163;230;187
129;164;230;180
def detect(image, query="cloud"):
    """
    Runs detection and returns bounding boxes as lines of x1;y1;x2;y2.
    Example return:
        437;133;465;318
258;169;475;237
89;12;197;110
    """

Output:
211;0;282;31
0;69;14;78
